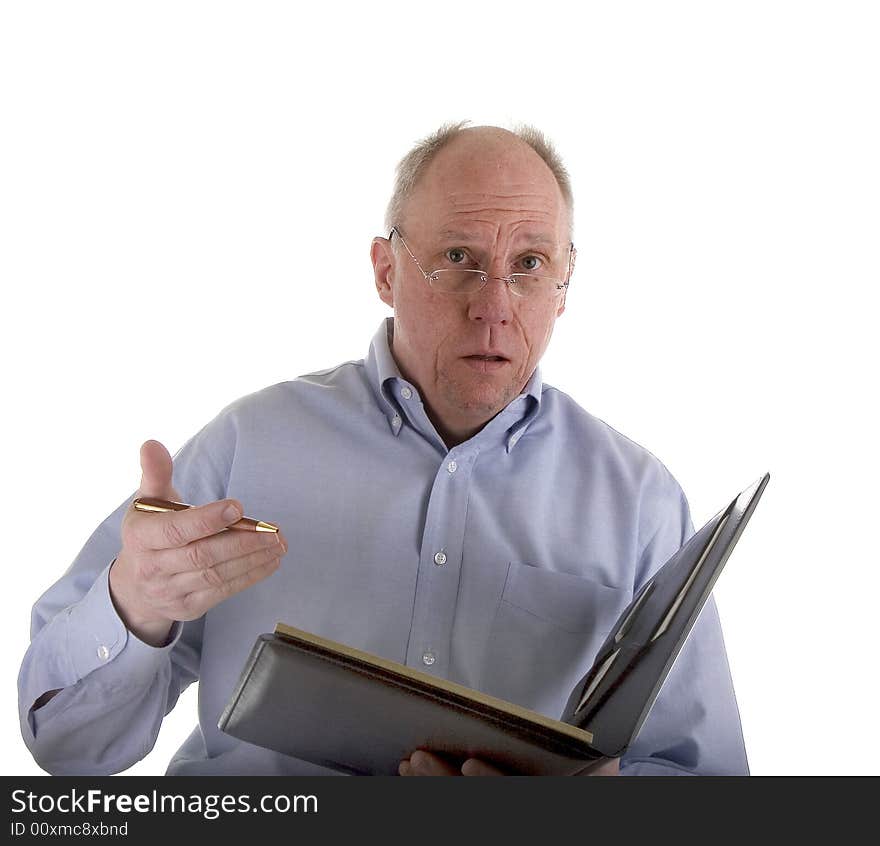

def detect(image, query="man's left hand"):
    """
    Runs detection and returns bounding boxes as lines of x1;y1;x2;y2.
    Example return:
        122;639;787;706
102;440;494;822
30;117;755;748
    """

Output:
398;750;620;776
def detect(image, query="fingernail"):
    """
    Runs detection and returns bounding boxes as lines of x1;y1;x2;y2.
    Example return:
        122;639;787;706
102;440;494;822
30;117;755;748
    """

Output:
223;502;242;523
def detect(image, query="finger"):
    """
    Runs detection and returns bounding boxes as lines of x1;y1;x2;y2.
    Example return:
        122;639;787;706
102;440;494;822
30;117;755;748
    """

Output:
178;556;283;619
406;750;461;776
586;757;620;776
138;440;181;501
154;526;287;576
461;758;506;776
166;533;287;594
126;497;244;552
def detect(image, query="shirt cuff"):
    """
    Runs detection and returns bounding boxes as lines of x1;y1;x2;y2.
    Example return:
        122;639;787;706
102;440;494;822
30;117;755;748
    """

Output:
65;561;182;686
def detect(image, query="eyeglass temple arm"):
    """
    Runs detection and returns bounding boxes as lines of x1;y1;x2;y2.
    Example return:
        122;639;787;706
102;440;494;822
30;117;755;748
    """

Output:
388;226;431;279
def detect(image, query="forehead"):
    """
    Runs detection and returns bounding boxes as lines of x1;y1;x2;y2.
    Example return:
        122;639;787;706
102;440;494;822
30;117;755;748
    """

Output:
405;132;568;240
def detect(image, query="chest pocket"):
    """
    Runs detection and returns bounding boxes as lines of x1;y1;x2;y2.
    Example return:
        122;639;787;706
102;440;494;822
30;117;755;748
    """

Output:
478;562;630;719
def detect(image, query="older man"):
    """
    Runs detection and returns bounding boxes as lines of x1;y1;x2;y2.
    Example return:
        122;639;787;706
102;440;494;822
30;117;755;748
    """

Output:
19;123;748;776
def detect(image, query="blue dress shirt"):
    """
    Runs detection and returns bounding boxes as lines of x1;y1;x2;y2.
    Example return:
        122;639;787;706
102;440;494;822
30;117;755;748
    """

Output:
19;319;748;775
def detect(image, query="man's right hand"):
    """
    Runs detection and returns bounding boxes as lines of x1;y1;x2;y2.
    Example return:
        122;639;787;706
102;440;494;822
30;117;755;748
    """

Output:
108;440;288;646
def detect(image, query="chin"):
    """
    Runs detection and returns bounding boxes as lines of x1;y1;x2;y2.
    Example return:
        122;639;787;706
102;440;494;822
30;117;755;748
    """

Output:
446;382;518;418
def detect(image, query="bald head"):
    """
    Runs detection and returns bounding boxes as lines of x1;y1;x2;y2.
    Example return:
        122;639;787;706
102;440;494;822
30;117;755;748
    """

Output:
385;122;574;239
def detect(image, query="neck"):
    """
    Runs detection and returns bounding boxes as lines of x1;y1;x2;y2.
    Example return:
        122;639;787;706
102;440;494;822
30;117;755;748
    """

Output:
428;410;486;450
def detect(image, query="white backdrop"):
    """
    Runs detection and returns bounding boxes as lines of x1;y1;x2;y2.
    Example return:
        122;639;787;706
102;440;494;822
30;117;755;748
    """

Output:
2;1;877;776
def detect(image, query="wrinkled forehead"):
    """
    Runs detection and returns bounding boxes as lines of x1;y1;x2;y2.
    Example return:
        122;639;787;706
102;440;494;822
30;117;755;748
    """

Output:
404;135;570;242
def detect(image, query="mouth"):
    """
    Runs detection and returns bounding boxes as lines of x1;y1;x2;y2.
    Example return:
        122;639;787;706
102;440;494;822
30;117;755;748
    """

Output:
462;354;510;373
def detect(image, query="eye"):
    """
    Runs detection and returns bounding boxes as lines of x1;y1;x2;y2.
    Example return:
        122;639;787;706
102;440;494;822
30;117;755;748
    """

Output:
519;255;543;273
445;248;468;264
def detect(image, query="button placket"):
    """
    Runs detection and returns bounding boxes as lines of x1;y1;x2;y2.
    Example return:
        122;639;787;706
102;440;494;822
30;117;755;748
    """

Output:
406;450;478;675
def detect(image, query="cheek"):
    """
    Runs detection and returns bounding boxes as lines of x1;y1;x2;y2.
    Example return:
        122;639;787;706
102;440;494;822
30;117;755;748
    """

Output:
518;304;558;352
394;279;444;324
394;287;461;359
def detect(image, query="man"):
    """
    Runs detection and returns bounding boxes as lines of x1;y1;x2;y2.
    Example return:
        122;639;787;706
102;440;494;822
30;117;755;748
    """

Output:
18;122;748;776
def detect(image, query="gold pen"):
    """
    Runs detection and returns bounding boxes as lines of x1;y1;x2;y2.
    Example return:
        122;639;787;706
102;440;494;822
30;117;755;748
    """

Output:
132;496;279;533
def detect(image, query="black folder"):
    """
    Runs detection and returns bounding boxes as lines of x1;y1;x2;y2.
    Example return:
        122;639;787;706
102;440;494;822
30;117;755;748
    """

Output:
218;473;769;775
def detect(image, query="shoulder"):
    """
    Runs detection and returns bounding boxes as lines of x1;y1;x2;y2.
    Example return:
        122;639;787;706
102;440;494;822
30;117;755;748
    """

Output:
214;358;372;423
175;358;372;462
539;386;693;580
535;383;690;557
170;359;374;496
537;384;683;494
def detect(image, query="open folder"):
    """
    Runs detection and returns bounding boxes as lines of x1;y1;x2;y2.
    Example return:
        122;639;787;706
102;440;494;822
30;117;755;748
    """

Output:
218;473;769;775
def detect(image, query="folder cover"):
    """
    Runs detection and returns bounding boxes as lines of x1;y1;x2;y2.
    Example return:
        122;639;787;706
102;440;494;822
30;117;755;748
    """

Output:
218;473;769;775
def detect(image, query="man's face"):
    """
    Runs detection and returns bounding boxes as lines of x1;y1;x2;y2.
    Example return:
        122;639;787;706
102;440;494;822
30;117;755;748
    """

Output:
372;129;572;445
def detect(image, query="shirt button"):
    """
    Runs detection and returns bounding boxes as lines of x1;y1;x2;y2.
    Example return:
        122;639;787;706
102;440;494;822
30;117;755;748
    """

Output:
422;651;436;666
400;386;413;400
446;460;457;474
433;551;447;566
97;645;110;661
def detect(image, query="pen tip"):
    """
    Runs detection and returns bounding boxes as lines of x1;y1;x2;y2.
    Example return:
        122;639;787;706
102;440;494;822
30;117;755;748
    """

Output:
255;521;280;533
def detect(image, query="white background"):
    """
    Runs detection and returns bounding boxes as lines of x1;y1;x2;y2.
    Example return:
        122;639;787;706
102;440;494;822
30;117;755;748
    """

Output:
1;1;877;776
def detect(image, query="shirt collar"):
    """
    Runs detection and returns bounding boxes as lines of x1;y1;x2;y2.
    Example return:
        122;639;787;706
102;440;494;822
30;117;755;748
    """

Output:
364;317;543;451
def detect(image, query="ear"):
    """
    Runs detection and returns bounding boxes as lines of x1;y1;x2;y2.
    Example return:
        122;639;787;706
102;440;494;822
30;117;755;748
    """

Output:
371;237;395;309
556;245;576;317
556;294;567;318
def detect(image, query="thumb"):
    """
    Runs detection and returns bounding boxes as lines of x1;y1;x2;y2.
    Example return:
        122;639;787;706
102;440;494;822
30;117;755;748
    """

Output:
138;439;182;501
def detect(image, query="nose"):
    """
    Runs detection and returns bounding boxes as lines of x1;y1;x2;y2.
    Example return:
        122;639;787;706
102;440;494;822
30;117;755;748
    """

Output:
467;261;515;326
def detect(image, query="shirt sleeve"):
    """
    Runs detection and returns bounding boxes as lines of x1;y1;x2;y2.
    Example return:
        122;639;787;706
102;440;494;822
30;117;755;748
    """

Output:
17;415;234;775
619;473;750;776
